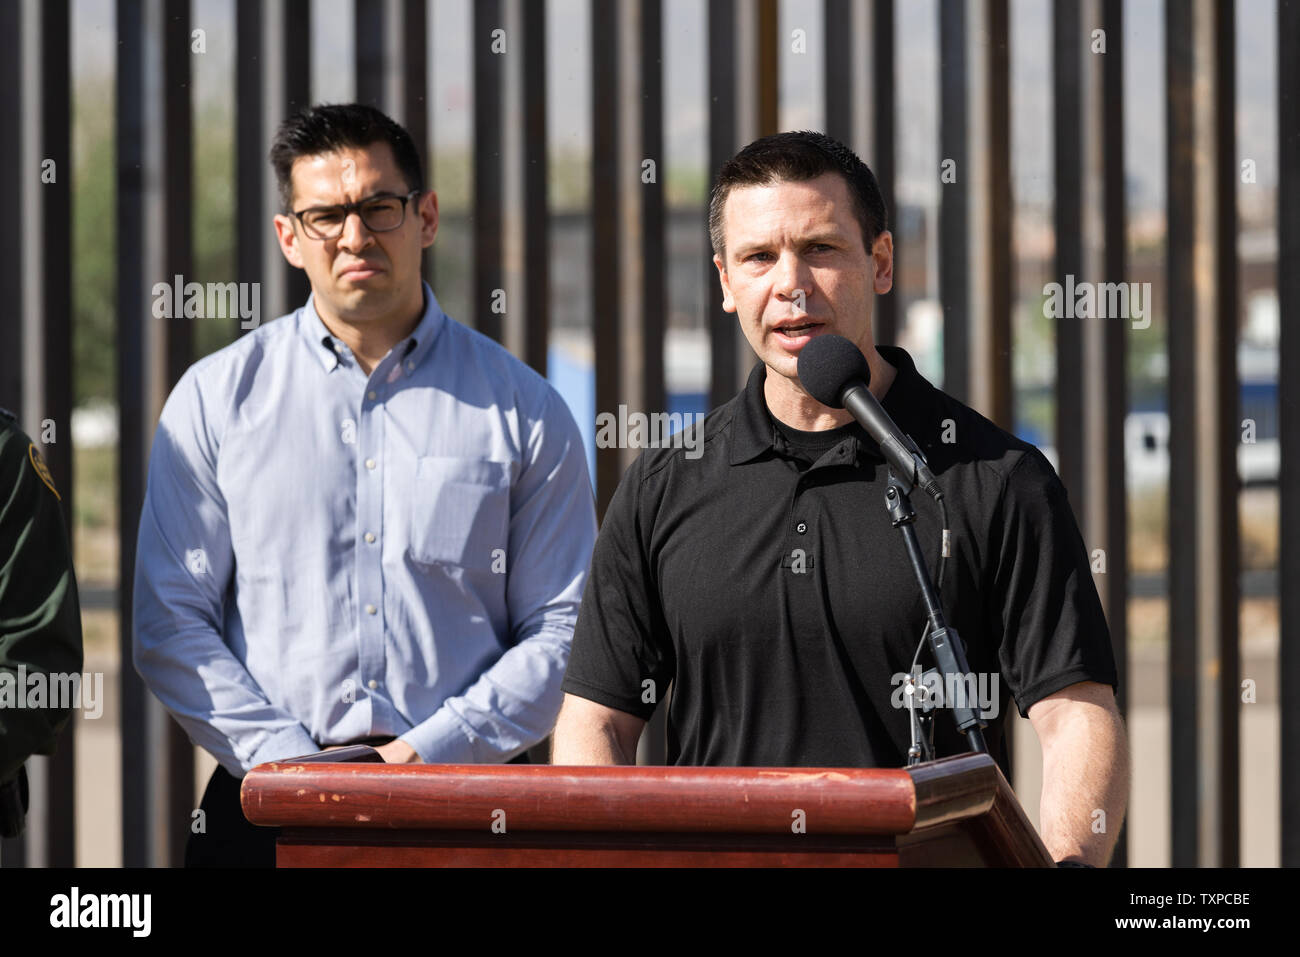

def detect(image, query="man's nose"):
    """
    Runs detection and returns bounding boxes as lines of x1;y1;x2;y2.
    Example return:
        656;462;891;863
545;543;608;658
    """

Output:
337;210;375;251
773;253;809;301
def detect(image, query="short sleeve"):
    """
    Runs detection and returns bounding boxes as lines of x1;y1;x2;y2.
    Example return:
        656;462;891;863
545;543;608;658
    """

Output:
991;448;1119;718
561;458;675;720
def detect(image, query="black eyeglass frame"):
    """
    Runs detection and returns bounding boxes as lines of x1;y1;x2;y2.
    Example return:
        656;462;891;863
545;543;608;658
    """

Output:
290;189;424;240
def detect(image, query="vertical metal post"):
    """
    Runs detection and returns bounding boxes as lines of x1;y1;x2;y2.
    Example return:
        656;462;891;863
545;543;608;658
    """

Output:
983;0;1012;430
473;0;504;342
1100;0;1129;868
522;0;549;374
161;0;196;868
0;2;22;866
756;0;778;138
419;0;435;286
116;0;141;868
1164;0;1197;868
279;0;313;312
402;0;430;284
236;0;264;340
164;2;193;385
939;0;968;402
707;0;738;410
13;0;76;869
637;0;668;764
617;0;644;473
0;0;25;868
40;0;74;869
355;0;385;108
1200;0;1239;867
706;0;736;412
1165;0;1239;868
117;0;196;868
1279;0;1300;870
356;0;428;278
639;0;666;420
0;0;21;419
236;0;312;326
117;0;165;868
823;0;851;146
1053;0;1083;505
726;0;778;392
592;0;620;517
982;0;1014;785
871;0;897;346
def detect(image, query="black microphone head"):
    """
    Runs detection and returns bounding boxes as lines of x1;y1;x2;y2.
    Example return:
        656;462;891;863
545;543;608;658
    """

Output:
796;334;871;409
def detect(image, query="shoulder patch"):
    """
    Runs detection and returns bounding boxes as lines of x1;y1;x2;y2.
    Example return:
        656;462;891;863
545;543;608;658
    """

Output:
28;443;60;500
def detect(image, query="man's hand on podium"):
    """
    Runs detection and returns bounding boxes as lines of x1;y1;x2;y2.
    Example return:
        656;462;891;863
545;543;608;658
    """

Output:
373;739;421;764
319;740;421;763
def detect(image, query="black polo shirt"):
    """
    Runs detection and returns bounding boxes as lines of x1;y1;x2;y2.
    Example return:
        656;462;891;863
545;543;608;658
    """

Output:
562;345;1118;772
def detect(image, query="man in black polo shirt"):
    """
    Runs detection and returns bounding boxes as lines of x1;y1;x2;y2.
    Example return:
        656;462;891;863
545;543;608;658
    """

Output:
553;131;1129;867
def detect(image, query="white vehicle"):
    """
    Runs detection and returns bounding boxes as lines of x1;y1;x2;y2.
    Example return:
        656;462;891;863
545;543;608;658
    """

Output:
1123;410;1278;489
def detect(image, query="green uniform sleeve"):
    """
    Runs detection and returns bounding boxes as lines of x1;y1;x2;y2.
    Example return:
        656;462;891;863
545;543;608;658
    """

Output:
0;421;84;784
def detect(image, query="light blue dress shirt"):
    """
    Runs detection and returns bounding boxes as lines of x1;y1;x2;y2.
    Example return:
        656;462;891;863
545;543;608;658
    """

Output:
133;283;597;776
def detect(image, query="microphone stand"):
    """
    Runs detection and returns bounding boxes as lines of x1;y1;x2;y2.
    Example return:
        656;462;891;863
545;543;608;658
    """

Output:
883;469;988;759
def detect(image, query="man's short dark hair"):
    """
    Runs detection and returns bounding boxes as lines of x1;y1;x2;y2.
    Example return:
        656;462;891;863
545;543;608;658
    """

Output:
708;130;888;262
270;103;424;212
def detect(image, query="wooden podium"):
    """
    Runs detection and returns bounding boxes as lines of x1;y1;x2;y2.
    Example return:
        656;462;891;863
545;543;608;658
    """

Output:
240;751;1053;866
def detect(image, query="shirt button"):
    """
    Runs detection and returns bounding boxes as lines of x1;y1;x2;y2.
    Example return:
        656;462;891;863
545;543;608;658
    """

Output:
367;679;378;690
365;458;376;470
406;361;415;372
367;390;377;400
365;603;377;615
796;522;807;534
364;532;376;543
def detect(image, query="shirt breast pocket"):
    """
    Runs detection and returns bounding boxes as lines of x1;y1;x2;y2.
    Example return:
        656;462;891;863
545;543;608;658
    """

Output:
408;456;511;570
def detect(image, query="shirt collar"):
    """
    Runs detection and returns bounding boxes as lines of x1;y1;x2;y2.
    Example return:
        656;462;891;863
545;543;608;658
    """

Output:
728;344;935;466
302;281;448;375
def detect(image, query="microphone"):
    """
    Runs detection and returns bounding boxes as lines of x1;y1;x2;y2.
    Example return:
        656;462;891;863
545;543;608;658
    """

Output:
796;334;940;498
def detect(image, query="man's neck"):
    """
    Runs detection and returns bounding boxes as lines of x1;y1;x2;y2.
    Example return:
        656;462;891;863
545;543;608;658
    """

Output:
317;291;424;376
767;348;897;432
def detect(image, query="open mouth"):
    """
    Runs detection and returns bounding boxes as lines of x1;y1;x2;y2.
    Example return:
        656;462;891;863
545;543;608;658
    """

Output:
773;320;824;346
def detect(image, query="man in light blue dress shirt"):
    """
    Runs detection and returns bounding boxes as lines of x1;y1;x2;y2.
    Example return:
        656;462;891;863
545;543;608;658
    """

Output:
132;104;597;866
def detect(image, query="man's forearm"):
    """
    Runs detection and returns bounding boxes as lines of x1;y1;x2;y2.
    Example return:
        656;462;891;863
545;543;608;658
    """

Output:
1038;707;1130;866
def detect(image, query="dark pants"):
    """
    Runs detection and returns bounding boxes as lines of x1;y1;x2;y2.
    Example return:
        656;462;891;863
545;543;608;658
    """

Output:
185;765;279;868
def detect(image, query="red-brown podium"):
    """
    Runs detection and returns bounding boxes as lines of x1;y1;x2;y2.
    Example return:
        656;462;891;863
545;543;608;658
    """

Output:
240;750;1053;866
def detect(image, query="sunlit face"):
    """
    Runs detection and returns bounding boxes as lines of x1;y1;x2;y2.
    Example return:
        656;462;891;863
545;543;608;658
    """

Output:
713;172;893;388
272;141;437;326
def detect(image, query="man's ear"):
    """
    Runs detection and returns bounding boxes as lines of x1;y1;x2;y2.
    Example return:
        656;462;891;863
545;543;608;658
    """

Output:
273;214;305;269
418;190;439;248
713;254;736;313
871;230;894;295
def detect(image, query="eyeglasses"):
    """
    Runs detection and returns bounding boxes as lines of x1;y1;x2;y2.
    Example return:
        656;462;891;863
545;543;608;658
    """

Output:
291;190;422;240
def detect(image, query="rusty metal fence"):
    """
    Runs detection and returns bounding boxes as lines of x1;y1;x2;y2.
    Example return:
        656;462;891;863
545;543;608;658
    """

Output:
0;0;1295;868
